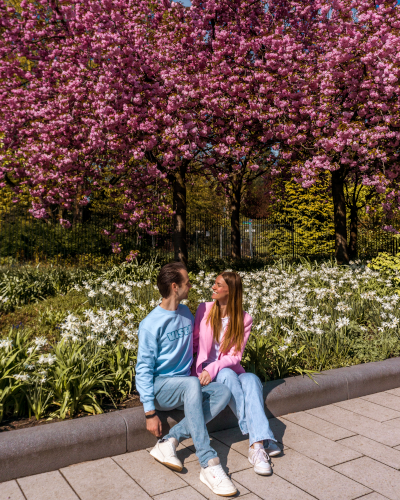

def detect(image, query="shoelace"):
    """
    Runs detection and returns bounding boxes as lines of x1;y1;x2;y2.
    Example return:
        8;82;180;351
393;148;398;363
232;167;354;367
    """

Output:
253;447;269;465
209;463;229;483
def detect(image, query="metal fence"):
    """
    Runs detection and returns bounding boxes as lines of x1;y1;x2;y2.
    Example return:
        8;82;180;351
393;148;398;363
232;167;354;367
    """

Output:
1;206;399;266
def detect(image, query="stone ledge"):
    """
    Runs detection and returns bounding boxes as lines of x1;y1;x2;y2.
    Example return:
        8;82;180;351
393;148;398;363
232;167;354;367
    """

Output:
1;357;400;483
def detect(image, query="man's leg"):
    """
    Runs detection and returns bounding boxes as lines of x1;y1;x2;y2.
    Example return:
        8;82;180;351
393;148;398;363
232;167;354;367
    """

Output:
154;376;230;467
153;376;238;496
166;381;232;444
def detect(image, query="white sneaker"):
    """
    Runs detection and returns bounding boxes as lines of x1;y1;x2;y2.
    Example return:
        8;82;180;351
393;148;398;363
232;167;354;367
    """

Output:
150;438;183;472
200;458;237;497
248;445;272;475
265;440;281;457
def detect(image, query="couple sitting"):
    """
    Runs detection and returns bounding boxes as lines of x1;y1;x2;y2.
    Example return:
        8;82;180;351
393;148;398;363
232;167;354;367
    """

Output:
136;262;280;497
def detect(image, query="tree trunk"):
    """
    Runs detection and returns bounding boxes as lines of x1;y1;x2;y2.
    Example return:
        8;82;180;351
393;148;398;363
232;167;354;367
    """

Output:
171;163;188;266
349;203;358;260
331;169;349;265
230;182;242;259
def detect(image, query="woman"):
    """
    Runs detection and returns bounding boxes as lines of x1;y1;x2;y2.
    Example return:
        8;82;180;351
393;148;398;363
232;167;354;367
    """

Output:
192;271;280;476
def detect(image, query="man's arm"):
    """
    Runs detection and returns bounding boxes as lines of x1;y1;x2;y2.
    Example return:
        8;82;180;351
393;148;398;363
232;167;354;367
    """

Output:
136;328;163;437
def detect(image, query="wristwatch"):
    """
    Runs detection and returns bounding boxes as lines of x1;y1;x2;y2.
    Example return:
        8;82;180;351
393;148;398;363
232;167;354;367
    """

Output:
145;412;157;419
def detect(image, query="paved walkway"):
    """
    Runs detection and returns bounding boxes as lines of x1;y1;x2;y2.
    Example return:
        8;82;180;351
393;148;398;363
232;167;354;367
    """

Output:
2;388;400;500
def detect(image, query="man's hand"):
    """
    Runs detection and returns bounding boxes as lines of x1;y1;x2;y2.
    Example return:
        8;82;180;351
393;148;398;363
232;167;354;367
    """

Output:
199;369;212;386
145;412;163;437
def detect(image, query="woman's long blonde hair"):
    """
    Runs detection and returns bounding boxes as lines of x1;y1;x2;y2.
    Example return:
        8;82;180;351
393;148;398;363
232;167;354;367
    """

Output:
206;271;244;354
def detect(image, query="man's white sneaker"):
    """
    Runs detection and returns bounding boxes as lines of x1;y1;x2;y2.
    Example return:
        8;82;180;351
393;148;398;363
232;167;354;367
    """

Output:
150;438;183;472
248;445;272;475
265;440;281;457
200;457;237;497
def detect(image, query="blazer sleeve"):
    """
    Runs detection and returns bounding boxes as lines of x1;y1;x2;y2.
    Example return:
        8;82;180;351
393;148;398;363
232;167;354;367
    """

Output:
204;314;253;381
193;303;206;355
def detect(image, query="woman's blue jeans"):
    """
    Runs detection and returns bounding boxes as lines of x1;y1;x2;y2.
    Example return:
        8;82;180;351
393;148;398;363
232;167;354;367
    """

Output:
153;376;231;468
215;368;277;447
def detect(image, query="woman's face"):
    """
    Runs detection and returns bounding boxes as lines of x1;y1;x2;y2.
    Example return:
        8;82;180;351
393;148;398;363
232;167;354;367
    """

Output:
211;275;229;303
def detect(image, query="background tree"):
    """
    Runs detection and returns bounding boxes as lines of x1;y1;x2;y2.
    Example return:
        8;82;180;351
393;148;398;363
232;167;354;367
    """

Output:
289;0;400;264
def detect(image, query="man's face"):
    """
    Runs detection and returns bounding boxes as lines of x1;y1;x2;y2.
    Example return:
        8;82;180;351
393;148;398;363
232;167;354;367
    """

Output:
175;269;192;301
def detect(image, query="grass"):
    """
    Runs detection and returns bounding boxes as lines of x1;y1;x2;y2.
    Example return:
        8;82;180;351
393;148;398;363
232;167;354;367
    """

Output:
0;292;88;342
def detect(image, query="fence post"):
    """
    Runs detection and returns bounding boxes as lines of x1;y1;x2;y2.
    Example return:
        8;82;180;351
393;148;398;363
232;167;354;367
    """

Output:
292;221;295;259
249;219;253;259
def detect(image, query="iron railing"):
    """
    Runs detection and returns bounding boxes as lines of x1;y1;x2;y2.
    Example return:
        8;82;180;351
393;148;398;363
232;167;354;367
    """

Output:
0;206;399;266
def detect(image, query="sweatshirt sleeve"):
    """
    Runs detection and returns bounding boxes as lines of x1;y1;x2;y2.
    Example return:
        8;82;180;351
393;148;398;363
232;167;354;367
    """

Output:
135;327;159;413
205;314;253;381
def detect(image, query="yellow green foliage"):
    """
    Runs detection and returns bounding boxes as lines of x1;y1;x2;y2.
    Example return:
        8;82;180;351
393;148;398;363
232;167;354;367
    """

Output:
269;174;335;256
368;252;400;279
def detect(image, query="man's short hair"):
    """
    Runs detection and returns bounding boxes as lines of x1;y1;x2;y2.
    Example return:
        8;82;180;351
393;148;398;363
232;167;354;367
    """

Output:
157;262;187;298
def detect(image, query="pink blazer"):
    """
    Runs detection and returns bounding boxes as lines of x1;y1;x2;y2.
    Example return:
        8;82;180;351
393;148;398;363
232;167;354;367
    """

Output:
191;302;253;381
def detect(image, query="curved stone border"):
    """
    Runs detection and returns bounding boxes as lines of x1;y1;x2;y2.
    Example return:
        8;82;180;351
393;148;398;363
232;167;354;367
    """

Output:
1;357;400;483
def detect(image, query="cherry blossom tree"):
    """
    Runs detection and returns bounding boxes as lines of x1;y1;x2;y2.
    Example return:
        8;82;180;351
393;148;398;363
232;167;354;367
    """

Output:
290;0;400;264
0;0;200;263
169;0;314;258
2;0;400;265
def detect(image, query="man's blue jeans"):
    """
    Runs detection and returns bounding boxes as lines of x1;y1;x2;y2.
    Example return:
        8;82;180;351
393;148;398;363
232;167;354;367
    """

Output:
153;376;231;468
215;368;277;447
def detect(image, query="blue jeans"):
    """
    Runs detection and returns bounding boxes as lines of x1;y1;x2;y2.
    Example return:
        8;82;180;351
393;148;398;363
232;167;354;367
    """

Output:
153;376;231;468
215;368;276;447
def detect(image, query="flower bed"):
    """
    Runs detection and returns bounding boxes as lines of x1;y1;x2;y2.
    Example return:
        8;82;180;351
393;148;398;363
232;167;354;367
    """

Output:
1;258;400;425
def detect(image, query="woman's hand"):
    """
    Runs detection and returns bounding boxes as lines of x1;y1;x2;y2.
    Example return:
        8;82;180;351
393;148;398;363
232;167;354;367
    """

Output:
199;369;212;386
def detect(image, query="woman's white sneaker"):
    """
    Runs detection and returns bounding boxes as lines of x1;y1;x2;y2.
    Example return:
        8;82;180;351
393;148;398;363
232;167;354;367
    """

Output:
248;445;272;475
200;458;237;497
150;438;183;472
265;440;281;457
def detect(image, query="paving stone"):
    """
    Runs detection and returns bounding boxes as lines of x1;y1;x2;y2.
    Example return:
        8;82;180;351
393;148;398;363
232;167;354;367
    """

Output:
386;388;400;398
385;418;400;430
307;404;400;446
272;449;371;500
113;450;187;496
18;471;79;500
0;481;25;500
232;468;315;500
273;418;361;466
338;435;400;470
358;494;396;500
334;397;400;422
282;411;356;441
153;485;205;500
188;437;252;474
362;393;400;412
60;457;151;500
211;422;286;458
211;427;250;457
176;460;249;500
267;418;287;444
333;456;400;500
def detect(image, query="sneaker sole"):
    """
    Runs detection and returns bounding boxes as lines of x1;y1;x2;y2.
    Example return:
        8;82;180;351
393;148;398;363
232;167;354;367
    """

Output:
150;449;183;472
249;457;272;476
199;472;237;497
267;450;281;457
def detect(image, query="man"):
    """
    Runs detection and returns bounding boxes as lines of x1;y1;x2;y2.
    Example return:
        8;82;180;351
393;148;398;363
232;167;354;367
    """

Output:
136;262;237;497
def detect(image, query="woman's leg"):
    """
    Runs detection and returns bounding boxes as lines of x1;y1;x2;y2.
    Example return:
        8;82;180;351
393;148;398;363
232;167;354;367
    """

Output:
215;368;248;434
238;372;277;447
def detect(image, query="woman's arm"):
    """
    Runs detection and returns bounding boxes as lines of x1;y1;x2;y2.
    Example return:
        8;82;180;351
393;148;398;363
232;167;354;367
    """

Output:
204;315;253;381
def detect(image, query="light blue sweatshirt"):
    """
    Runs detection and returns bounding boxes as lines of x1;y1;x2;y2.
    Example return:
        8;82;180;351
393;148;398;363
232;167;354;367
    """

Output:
135;304;194;412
